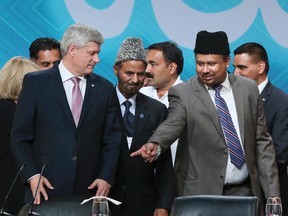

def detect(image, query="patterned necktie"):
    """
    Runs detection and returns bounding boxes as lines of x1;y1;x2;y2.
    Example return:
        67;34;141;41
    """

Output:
122;100;135;137
71;77;83;126
214;85;245;169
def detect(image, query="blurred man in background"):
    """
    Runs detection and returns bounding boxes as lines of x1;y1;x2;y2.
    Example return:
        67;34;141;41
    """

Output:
29;37;61;70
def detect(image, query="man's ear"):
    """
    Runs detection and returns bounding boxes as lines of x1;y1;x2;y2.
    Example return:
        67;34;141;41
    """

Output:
113;65;119;77
169;62;177;75
258;61;266;75
68;44;77;57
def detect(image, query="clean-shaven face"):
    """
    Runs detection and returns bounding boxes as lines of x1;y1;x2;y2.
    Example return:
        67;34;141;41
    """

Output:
233;53;259;82
71;41;101;76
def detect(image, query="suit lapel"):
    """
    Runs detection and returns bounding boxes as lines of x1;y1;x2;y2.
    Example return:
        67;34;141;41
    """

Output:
229;75;245;145
260;81;272;106
113;89;130;151
130;94;149;151
194;79;225;141
47;66;75;127
77;75;98;128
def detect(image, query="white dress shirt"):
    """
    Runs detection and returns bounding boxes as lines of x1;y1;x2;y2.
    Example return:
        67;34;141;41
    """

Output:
206;74;248;185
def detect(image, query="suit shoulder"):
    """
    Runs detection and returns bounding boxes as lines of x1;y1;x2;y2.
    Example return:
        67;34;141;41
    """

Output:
229;74;258;91
171;77;195;89
270;83;288;98
89;73;114;87
138;93;166;109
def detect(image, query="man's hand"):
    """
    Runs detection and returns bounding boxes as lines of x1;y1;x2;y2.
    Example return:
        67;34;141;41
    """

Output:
153;208;169;216
88;179;110;196
29;175;54;205
130;142;158;163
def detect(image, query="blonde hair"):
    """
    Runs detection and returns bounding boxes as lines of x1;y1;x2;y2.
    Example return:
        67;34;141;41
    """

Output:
0;56;40;100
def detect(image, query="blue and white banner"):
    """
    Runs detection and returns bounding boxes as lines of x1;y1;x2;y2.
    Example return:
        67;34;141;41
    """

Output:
1;0;287;92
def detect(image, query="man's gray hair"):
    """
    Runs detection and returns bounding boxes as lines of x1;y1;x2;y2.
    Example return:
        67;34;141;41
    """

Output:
61;23;104;56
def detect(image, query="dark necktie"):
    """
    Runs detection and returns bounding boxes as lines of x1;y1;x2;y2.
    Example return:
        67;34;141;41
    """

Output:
122;100;135;137
214;85;245;169
71;77;83;126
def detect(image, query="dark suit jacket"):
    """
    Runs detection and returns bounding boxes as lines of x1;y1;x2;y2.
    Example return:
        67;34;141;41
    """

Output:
260;81;288;165
0;99;24;213
148;74;280;216
109;92;175;216
11;63;122;202
260;81;288;214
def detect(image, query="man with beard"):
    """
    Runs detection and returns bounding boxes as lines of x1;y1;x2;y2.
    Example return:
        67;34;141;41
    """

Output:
109;37;175;216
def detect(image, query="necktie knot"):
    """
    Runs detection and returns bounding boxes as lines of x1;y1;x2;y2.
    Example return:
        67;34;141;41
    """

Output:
123;100;132;110
213;85;223;94
71;76;81;84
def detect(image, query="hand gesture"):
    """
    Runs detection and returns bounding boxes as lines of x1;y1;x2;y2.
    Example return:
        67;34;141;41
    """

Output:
130;142;158;163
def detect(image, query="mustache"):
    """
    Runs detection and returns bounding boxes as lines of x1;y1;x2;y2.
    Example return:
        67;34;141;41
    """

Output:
128;83;141;87
145;72;154;78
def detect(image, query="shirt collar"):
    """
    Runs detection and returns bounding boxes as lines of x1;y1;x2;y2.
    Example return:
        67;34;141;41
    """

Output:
204;72;230;91
258;77;268;94
115;85;137;107
172;76;183;86
59;61;85;83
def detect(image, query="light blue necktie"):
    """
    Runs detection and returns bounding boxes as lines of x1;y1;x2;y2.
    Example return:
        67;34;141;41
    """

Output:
214;85;245;169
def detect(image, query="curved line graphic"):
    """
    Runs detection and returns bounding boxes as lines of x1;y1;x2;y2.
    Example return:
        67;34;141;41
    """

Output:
151;0;259;48
261;0;288;48
64;0;134;38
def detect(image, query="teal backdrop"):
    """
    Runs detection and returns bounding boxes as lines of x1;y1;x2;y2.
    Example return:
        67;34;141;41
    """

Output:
0;0;287;92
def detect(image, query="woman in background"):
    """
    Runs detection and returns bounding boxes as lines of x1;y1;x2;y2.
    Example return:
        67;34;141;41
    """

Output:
0;56;39;214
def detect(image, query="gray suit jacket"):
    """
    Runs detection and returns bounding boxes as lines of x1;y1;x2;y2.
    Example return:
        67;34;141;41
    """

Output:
148;74;280;215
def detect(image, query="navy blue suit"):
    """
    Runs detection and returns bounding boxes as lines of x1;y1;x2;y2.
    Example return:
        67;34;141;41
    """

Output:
109;92;175;216
11;63;122;202
261;81;288;215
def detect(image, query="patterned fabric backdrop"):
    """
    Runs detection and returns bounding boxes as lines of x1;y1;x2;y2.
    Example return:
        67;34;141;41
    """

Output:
0;0;287;92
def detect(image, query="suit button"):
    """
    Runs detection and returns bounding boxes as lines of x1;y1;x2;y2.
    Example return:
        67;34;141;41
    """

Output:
121;186;126;190
72;156;77;160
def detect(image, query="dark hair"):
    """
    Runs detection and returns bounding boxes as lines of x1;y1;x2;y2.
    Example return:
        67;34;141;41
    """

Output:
29;37;61;60
234;42;269;73
147;41;184;75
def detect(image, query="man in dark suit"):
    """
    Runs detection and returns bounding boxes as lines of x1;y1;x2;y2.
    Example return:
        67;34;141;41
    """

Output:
132;31;280;216
11;24;122;204
109;38;175;216
233;42;288;215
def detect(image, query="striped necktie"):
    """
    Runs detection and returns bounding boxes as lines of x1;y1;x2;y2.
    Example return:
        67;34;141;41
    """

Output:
214;85;245;169
122;100;135;137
